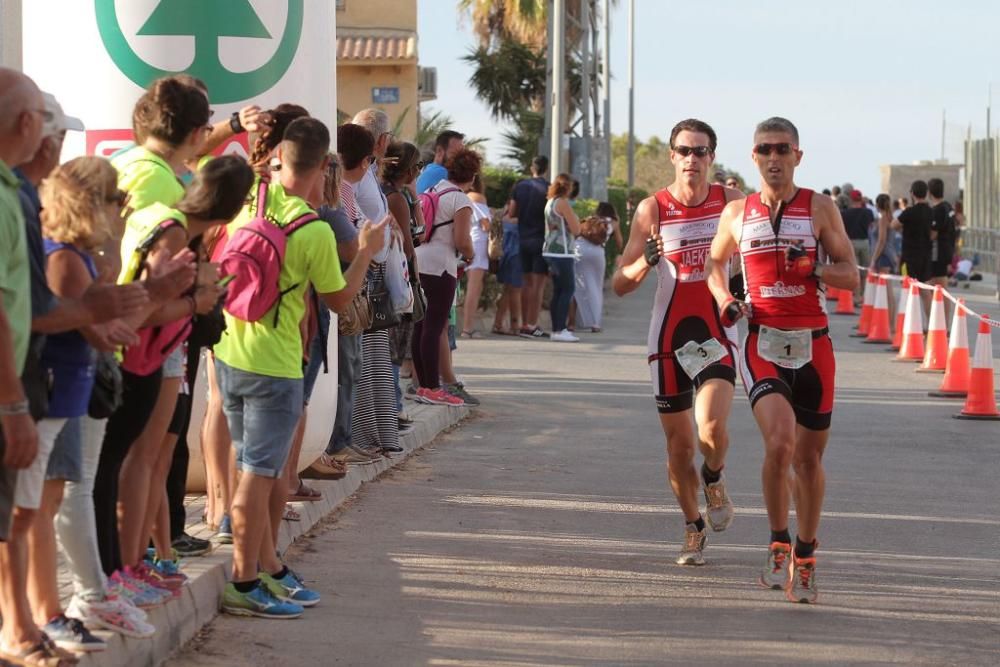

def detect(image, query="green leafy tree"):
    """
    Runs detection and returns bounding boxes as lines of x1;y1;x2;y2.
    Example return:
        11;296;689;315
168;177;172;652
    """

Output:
462;41;546;119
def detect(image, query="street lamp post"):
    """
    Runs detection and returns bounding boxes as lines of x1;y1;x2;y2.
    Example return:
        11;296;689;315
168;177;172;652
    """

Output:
551;0;565;175
627;0;635;193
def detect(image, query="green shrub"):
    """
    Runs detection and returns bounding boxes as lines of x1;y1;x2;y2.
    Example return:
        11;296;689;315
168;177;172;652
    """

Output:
482;165;523;209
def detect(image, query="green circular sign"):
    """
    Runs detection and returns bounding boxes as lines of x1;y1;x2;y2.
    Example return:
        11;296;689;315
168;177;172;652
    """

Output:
95;0;304;103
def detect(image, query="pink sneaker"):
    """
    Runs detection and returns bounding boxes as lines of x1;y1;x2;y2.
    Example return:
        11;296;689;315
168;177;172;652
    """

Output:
126;565;180;598
416;387;464;406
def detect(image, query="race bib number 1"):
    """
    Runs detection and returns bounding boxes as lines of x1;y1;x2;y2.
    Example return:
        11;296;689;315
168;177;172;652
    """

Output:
675;338;728;380
756;326;812;369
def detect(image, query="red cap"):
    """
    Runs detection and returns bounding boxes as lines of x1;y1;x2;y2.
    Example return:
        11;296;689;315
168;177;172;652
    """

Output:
849;190;863;202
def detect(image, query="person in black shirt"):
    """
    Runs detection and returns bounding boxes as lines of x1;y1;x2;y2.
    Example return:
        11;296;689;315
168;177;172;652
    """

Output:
927;178;956;281
508;156;551;338
841;190;874;298
892;179;933;311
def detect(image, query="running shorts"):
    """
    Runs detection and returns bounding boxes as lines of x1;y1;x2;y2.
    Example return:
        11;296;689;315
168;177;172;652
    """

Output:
739;324;835;431
648;315;737;414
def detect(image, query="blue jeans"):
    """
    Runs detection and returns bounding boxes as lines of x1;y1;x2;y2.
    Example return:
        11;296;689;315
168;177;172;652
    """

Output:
546;257;576;332
327;333;362;455
215;360;303;479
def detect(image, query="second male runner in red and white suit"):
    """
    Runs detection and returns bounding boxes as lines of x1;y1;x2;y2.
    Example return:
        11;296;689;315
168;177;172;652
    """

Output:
705;117;858;603
614;119;744;567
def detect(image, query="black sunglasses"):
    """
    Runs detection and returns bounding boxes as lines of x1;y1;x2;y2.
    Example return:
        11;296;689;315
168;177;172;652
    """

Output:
754;142;795;156
672;145;712;158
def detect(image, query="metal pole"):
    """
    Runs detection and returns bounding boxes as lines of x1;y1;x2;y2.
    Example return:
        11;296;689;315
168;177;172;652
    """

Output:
627;0;635;191
581;0;590;141
541;2;554;163
551;0;565;175
602;0;610;154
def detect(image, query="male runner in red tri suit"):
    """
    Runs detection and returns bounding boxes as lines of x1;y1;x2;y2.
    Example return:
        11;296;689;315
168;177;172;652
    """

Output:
705;117;858;603
614;119;744;566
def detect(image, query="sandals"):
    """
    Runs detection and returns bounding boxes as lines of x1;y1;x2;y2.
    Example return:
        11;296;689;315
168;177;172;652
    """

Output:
459;330;481;339
283;504;301;522
0;636;78;666
288;480;323;502
491;324;517;336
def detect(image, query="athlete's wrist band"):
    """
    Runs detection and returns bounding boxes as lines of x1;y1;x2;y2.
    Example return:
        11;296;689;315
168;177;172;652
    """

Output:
230;111;244;134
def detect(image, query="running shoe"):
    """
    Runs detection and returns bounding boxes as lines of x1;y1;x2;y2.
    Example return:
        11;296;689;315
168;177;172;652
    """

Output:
259;570;321;608
215;515;233;544
66;594;156;639
446;382;480;406
404;383;419;401
786;555;819;604
416;387;464;406
550;329;580;342
172;532;211;557
43;614;106;653
151;559;188;586
128;564;181;596
703;473;735;532
675;524;707;566
398;418;415;435
221;583;303;619
332;445;380;465
759;542;793;590
518;326;550;339
110;570;170;608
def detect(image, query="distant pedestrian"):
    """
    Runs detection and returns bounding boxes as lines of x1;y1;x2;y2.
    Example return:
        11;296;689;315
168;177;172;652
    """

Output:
416;131;465;194
508;156;550;339
542;173;581;342
572;202;621;332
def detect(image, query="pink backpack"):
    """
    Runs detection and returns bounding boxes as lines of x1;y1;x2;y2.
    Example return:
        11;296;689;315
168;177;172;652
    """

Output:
120;219;192;377
417;186;460;244
219;179;319;327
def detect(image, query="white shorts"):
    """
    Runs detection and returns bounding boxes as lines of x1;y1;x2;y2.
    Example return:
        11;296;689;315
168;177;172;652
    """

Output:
468;231;489;272
15;418;68;509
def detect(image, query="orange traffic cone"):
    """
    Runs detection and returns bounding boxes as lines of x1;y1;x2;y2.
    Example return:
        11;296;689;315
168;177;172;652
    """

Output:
864;276;892;343
827;286;840;302
954;317;1000;420
851;273;876;337
890;277;911;351
895;283;924;362
834;283;855;315
917;286;948;372
929;299;970;398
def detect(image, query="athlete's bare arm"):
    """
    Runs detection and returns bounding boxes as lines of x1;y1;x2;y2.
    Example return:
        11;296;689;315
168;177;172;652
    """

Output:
705;199;746;308
812;193;860;291
612;196;659;296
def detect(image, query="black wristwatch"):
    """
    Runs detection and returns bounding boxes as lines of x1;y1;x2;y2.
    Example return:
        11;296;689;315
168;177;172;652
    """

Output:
229;111;244;134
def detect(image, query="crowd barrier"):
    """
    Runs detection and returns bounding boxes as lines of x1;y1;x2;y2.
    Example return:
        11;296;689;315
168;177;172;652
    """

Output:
832;268;1000;420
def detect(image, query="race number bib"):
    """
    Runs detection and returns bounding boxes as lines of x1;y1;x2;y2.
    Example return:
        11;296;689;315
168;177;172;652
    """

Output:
675;338;728;380
756;326;812;369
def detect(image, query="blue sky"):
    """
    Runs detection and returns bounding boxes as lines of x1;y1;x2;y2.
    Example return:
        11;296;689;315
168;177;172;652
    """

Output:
418;0;998;197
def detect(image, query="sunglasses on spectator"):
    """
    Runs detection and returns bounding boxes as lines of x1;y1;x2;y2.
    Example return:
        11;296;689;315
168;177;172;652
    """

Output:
672;145;712;158
753;142;796;156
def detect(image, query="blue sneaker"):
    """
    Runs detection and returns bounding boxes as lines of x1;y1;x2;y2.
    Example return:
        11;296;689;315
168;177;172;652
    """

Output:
221;582;303;619
43;613;107;652
259;570;321;607
216;515;233;545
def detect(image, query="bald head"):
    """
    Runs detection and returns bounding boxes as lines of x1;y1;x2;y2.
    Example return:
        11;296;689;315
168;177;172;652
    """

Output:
0;68;45;167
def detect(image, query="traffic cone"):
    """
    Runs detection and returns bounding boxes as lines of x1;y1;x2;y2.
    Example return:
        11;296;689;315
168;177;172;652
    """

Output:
917;286;948;372
827;286;840;302
833;283;855;315
890;277;911;351
895;283;924;362
864;276;892;344
851;273;876;337
954;317;1000;420
929;299;970;398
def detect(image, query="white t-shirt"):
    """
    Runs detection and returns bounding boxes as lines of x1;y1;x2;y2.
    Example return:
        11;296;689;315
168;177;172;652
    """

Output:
350;163;391;263
470;201;491;243
415;180;472;278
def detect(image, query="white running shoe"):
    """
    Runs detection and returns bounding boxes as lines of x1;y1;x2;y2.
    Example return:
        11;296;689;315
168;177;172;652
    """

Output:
676;524;707;566
66;593;156;639
703;473;735;531
550;329;580;342
759;542;793;590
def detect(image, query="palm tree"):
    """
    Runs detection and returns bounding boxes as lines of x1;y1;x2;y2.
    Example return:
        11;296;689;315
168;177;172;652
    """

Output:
457;0;547;50
461;40;546;119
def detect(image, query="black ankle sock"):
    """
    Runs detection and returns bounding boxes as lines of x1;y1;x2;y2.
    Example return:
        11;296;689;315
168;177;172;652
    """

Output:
794;537;816;559
687;516;706;532
270;566;289;580
701;463;722;485
770;528;792;544
233;579;258;593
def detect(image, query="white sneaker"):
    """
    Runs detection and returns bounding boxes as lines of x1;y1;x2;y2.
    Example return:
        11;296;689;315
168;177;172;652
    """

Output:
66;593;156;639
550;329;580;342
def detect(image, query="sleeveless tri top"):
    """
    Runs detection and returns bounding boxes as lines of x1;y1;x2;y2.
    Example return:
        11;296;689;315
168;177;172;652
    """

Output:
738;188;827;329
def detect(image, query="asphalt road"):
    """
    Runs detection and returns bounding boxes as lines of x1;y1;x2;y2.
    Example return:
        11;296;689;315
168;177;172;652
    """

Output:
169;278;1000;667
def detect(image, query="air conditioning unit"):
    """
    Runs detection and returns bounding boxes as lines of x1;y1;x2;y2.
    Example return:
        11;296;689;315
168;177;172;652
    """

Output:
418;67;437;102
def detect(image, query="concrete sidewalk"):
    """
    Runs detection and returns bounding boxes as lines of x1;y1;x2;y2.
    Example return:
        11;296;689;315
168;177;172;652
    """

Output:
74;401;467;667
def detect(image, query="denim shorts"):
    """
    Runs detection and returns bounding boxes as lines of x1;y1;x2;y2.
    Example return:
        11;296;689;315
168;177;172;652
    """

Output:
215;359;303;479
46;417;83;482
162;345;185;379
